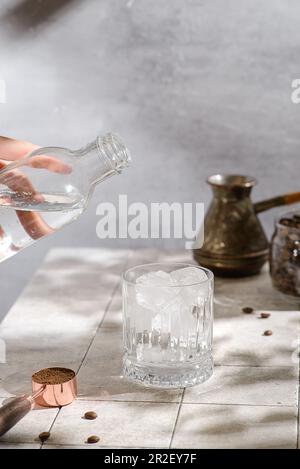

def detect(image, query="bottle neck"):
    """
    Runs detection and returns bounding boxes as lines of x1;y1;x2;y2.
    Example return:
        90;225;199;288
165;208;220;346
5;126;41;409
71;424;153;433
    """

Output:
79;133;131;185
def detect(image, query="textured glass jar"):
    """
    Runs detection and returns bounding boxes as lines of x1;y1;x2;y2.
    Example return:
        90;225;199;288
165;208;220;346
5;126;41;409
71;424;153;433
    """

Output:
270;211;300;297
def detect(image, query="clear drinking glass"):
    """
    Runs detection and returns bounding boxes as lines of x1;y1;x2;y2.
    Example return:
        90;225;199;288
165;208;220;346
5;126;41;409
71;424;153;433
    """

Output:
123;263;214;388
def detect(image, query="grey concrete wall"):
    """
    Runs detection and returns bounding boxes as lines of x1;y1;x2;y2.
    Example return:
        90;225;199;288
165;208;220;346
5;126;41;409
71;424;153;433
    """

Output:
0;0;299;318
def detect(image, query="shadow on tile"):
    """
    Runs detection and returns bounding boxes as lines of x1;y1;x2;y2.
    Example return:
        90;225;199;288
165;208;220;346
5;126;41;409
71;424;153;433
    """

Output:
214;268;300;318
172;404;297;449
213;308;300;366
184;365;298;406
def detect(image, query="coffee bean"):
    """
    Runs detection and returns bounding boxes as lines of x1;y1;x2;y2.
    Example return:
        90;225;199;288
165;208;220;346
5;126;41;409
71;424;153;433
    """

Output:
242;307;254;314
83;411;98;420
263;330;273;336
260;313;270;319
86;435;100;444
39;431;50;442
280;218;294;227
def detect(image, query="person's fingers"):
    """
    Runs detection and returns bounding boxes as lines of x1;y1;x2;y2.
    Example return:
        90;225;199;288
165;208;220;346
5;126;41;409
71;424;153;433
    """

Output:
0;168;41;200
0;137;68;241
16;211;54;240
0;137;72;174
0;137;38;159
0;224;20;253
0;164;52;239
0;150;49;238
0;210;53;245
0;156;71;175
28;155;72;174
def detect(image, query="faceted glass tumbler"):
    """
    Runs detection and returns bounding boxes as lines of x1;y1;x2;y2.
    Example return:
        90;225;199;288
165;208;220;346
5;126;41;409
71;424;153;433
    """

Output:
122;263;214;388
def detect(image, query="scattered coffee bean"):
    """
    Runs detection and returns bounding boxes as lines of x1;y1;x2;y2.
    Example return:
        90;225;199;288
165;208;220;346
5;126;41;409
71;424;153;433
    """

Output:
260;313;271;319
280;218;295;227
83;411;98;420
86;435;100;444
39;431;50;442
263;330;273;336
242;307;254;314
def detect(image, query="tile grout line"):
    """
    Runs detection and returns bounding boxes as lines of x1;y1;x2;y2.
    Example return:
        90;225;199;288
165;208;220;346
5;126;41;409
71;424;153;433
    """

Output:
75;251;132;377
213;364;299;369
42;443;173;449
76;398;297;408
40;408;61;449
169;388;185;449
77;397;181;404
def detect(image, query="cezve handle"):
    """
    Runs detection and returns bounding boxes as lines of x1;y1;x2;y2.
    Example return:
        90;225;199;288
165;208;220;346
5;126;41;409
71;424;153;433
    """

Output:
254;192;300;214
0;396;32;437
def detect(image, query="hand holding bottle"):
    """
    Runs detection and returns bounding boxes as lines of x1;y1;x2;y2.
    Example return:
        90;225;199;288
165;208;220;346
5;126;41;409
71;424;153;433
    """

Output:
0;137;71;173
0;136;72;244
0;133;130;263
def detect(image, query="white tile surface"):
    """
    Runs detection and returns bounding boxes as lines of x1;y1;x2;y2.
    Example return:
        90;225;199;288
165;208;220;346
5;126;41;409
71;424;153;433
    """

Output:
42;444;100;449
0;443;41;449
213;266;300;367
184;366;298;406
47;400;179;448
214;310;299;366
214;266;300;313
0;324;98;364
0;248;130;364
0;248;299;449
172;404;298;449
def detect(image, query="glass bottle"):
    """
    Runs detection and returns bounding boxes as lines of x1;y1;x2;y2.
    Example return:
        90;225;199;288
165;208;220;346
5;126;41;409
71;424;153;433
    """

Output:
0;133;130;262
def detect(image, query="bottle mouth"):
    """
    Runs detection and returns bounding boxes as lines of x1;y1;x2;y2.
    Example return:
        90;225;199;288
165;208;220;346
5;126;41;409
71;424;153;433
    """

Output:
96;133;131;173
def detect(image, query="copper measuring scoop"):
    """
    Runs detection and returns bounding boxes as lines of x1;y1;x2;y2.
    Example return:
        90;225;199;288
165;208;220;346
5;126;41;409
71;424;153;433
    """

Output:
0;367;77;437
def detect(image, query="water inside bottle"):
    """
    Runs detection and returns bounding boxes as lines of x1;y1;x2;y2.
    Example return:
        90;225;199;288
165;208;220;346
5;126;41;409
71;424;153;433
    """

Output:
0;191;85;262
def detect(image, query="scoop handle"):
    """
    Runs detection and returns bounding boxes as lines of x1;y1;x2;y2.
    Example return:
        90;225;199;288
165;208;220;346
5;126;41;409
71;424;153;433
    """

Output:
0;396;32;437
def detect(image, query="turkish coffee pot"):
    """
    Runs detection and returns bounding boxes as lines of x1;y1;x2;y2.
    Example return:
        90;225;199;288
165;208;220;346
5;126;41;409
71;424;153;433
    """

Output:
193;174;300;277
